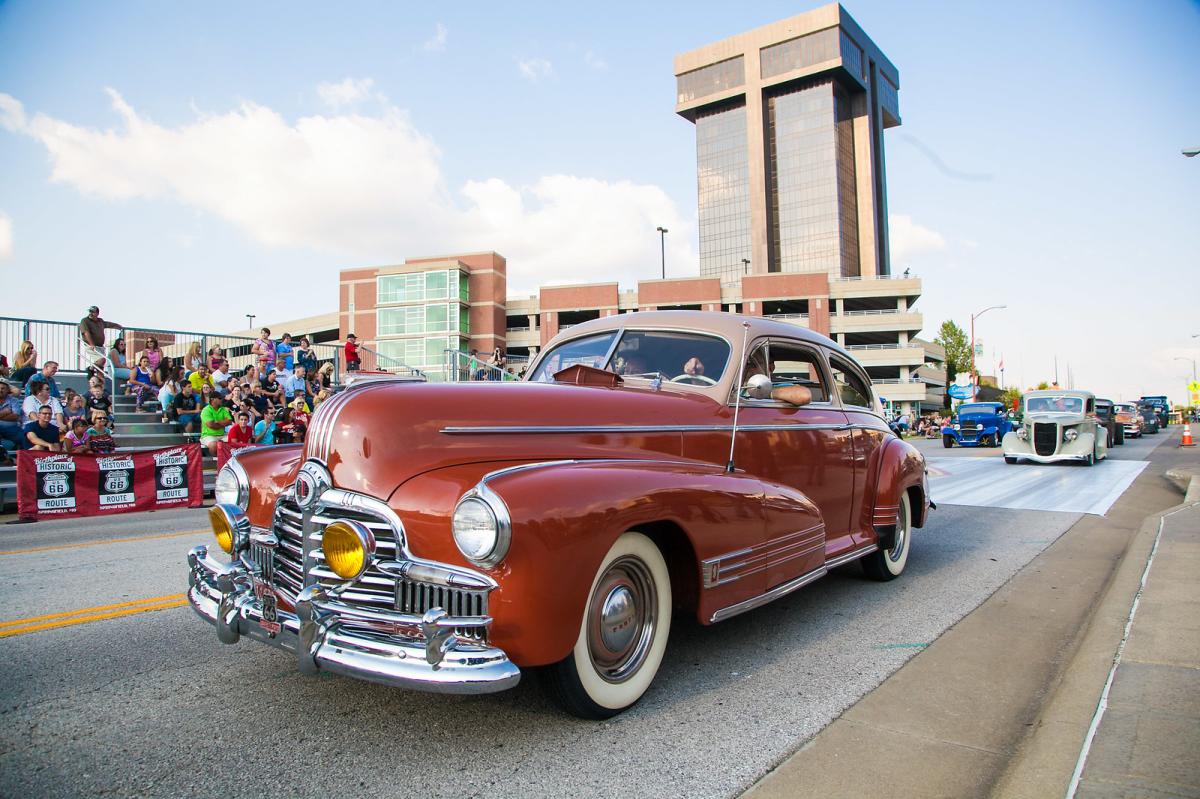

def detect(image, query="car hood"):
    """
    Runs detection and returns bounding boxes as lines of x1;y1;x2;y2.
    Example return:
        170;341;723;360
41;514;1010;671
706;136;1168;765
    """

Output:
303;381;725;501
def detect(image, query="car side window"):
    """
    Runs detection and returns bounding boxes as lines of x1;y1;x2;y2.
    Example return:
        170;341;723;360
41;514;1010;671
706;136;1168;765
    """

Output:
827;355;872;408
734;341;828;403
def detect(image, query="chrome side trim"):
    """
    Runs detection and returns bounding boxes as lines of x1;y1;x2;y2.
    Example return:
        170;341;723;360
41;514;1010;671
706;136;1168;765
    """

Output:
701;523;826;588
708;543;879;623
442;423;853;435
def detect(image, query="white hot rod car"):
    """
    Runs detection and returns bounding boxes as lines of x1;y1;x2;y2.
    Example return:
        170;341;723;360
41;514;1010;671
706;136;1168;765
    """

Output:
1002;389;1108;466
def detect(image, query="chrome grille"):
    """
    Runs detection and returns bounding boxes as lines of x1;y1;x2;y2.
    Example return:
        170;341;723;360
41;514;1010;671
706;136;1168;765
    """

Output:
248;541;275;581
270;495;487;641
1034;422;1058;456
960;420;979;435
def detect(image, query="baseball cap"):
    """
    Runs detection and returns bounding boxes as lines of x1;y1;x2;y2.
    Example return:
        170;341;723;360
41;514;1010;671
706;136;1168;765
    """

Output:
87;305;99;312
346;333;357;339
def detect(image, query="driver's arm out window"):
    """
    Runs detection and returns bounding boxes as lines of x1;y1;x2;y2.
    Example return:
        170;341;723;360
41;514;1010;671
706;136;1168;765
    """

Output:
768;344;828;403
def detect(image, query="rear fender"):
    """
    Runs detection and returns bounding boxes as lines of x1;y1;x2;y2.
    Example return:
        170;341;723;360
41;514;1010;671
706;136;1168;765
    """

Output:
870;438;929;539
390;459;823;667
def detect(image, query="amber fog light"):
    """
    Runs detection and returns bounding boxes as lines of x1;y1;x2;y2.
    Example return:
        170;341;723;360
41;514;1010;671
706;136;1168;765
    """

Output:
209;504;249;555
322;521;375;581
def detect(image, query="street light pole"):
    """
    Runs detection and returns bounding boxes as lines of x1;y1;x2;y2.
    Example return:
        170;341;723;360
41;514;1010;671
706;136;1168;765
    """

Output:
970;305;1006;397
656;227;668;279
1175;357;1197;382
741;258;750;276
246;314;255;331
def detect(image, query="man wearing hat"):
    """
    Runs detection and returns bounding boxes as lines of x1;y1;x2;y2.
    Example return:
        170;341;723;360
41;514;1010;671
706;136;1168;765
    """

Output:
344;333;361;372
79;305;123;377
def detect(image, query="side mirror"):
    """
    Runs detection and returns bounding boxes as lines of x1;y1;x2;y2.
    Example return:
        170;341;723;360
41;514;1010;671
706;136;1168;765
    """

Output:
744;373;773;400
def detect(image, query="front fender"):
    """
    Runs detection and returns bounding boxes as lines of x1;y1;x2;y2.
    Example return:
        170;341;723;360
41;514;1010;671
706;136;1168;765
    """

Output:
389;459;823;667
234;444;304;527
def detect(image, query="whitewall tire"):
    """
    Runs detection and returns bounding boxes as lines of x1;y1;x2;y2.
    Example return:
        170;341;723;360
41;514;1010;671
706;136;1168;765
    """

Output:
862;492;912;581
544;531;672;719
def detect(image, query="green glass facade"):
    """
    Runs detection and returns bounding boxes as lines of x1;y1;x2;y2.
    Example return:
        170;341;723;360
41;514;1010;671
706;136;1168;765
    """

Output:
376;267;470;380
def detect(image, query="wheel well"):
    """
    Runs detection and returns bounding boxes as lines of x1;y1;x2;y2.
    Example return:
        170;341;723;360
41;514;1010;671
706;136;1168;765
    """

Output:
905;484;925;528
634;520;699;615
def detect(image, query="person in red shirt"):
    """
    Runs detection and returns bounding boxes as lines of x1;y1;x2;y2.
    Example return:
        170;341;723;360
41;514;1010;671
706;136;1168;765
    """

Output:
344;333;360;372
227;411;254;446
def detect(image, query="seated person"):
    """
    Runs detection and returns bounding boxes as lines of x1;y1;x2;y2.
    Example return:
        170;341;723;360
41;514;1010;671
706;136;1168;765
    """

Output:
63;418;92;453
87;415;116;454
741;349;813;406
24;406;61;451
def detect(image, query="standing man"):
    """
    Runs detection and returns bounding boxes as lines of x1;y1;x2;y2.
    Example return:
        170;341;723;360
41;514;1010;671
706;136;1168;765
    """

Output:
344;333;360;373
79;305;123;377
199;394;233;455
276;333;295;371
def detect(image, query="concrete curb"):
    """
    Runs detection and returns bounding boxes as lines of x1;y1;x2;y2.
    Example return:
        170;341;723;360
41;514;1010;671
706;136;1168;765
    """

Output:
989;476;1200;797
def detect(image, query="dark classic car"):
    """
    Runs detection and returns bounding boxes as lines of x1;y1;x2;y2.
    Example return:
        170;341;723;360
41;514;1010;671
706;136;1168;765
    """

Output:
188;312;933;718
940;401;1012;448
1139;395;1170;427
1094;398;1124;447
1137;404;1161;434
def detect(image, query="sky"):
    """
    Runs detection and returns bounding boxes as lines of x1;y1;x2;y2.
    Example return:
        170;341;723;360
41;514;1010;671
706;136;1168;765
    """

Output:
1;0;1198;403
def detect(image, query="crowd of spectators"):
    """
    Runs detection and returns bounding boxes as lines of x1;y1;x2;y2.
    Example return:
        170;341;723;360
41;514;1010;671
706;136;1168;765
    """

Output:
0;310;344;461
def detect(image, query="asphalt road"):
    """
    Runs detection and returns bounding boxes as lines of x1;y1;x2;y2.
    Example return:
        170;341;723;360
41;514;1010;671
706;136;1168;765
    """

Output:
0;430;1174;799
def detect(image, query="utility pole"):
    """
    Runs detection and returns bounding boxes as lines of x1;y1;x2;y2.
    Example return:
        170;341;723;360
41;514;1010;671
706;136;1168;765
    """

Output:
970;305;1006;398
656;227;668;279
246;313;255;331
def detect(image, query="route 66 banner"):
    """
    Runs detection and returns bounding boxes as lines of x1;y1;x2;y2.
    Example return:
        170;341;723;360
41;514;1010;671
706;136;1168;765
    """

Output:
16;445;203;521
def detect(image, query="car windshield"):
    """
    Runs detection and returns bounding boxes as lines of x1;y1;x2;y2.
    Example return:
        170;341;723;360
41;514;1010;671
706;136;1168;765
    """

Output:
528;329;730;385
958;404;997;416
1116;404;1136;413
1025;395;1084;414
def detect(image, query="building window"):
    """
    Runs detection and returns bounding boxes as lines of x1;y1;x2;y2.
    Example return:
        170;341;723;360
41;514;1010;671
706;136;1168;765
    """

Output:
696;103;752;285
677;56;745;104
377;303;465;336
878;73;899;120
766;78;859;277
759;27;840;80
377;269;465;305
839;30;865;81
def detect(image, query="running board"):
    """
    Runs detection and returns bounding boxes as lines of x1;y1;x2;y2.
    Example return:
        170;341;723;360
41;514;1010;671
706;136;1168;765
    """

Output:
709;544;880;623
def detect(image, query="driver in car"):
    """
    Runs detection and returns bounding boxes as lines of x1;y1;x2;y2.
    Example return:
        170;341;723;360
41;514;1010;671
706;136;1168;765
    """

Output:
742;351;812;406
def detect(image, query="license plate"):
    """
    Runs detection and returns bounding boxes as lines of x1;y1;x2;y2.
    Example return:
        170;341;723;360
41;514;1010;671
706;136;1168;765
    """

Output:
254;581;281;635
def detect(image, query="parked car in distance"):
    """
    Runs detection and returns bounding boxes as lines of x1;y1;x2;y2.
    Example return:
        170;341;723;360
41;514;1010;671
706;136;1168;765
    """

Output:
1137;404;1161;434
187;311;934;718
1002;390;1108;466
1094;398;1124;447
1139;395;1170;427
1115;403;1144;439
940;401;1012;448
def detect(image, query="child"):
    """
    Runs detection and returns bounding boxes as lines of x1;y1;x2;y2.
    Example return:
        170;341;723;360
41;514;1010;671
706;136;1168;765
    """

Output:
288;397;310;443
86;415;116;455
63;393;88;426
227;411;253;446
63;418;92;453
85;381;113;425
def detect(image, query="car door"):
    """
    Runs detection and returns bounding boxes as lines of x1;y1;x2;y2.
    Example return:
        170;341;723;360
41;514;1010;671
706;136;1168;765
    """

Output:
825;351;891;550
723;337;853;587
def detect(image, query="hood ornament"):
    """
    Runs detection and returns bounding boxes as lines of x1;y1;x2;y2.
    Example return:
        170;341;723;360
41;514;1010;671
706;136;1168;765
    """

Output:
295;460;332;510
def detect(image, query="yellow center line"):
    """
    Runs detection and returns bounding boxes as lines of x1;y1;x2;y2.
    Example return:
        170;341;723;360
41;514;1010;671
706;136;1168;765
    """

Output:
0;594;189;638
0;528;208;556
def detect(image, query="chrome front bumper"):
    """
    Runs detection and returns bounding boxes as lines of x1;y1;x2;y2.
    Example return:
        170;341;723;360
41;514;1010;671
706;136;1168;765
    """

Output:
187;545;521;694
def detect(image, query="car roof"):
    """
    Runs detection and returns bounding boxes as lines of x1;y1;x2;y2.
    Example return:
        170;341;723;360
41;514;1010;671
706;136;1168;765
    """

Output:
1023;389;1095;400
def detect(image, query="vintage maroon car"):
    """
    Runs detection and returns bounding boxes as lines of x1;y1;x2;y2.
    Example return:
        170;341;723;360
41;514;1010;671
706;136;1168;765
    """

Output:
188;311;932;718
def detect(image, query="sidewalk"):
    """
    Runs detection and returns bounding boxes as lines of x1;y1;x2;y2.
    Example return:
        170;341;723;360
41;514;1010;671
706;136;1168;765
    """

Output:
1066;497;1200;797
743;428;1198;798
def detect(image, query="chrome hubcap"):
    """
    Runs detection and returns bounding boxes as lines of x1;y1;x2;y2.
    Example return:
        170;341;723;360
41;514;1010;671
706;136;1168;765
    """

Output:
587;556;657;683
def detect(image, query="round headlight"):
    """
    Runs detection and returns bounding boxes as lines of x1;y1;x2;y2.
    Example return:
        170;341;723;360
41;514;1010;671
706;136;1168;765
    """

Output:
952;424;960;431
208;504;248;555
214;461;248;509
453;498;499;563
1017;426;1028;440
1064;428;1079;442
322;521;374;581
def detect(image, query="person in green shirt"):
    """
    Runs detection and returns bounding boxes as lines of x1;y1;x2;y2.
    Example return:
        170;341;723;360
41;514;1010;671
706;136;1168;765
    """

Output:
199;394;233;455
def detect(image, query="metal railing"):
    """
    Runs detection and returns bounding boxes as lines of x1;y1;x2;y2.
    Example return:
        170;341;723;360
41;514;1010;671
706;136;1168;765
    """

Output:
1;315;341;382
443;350;520;382
831;273;917;282
765;313;810;321
839;309;904;317
355;345;423;378
845;343;906;350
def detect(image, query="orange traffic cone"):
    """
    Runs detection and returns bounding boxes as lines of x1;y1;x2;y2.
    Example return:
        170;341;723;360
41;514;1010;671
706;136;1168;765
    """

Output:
1182;424;1196;448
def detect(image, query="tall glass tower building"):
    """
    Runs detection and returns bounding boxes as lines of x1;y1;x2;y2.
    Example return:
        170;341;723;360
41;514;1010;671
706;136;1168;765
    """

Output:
674;4;900;285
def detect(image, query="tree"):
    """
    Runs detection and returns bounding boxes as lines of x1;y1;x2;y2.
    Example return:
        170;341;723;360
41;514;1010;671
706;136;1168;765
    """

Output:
934;320;971;408
1001;387;1022;412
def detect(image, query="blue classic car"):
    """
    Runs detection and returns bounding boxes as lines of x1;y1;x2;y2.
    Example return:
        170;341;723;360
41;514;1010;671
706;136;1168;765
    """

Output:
942;402;1013;448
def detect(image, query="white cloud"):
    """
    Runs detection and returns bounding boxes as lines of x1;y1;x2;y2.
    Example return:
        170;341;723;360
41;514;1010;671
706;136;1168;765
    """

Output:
0;88;695;294
316;77;375;109
517;58;554;82
584;51;608;71
0;211;12;259
0;94;26;131
423;23;447;52
889;213;947;263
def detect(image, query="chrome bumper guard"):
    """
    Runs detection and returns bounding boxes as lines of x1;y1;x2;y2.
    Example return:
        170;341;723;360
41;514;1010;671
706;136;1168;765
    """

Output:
187;545;521;694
